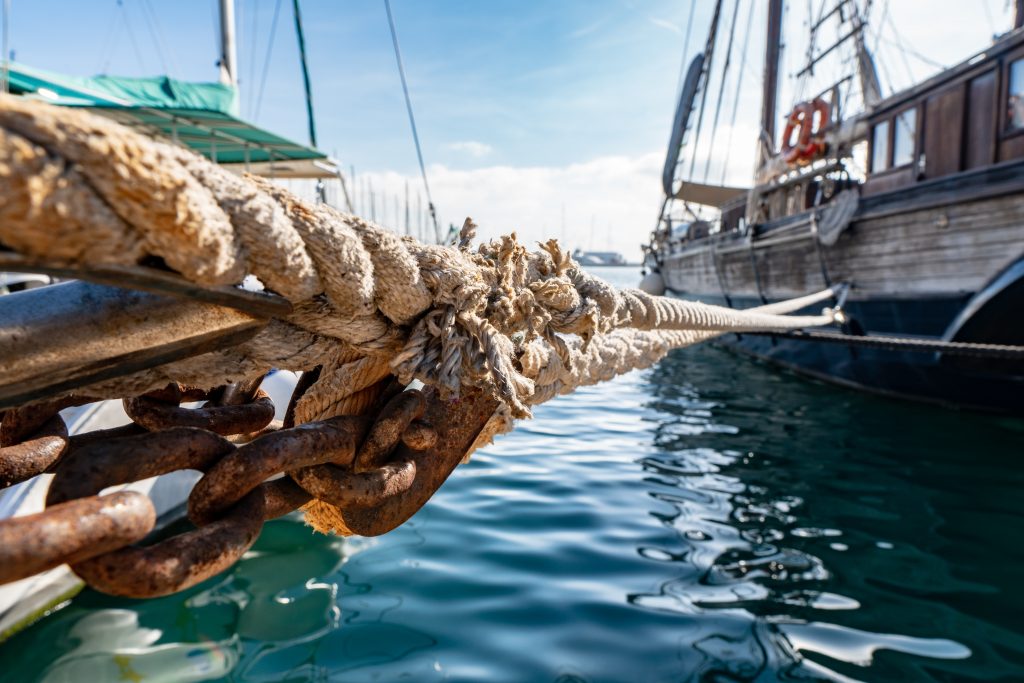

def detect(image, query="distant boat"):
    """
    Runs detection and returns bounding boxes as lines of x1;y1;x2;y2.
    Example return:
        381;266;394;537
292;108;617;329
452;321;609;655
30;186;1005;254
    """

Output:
0;0;337;639
571;249;631;267
643;0;1024;414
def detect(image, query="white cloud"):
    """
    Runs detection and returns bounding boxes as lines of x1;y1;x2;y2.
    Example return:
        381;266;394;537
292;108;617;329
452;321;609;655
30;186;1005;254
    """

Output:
448;141;494;157
347;152;667;261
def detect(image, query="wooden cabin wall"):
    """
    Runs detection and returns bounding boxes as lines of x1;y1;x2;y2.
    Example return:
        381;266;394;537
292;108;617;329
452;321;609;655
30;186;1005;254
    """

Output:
965;71;997;169
863;63;1008;198
923;83;965;179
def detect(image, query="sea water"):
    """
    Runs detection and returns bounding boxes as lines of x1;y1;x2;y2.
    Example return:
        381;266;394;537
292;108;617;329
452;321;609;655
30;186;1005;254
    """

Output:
3;266;1023;682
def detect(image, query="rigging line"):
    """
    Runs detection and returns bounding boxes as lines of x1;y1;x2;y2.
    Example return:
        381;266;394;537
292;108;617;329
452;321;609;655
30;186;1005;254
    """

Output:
872;31;945;70
254;0;283;122
384;0;440;242
675;0;698;95
96;1;123;74
292;0;318;148
868;1;893;96
119;0;150;75
702;0;741;183
881;6;914;85
246;0;260;117
140;0;179;76
135;0;169;74
684;0;725;182
720;0;755;186
982;0;997;38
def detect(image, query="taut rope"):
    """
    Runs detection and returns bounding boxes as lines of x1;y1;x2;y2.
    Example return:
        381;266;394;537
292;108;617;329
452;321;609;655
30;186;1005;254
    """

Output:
0;97;836;537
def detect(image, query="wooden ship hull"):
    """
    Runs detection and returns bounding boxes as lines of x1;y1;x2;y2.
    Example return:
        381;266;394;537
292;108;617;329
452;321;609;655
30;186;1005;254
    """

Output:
658;164;1024;412
649;1;1024;414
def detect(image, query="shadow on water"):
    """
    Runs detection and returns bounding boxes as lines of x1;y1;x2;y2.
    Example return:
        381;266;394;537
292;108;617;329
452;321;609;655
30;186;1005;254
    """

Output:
3;268;1024;682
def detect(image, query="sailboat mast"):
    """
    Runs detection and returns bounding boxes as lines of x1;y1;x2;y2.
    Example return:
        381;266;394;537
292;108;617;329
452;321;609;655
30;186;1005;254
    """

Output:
218;0;238;87
292;0;318;148
758;0;783;168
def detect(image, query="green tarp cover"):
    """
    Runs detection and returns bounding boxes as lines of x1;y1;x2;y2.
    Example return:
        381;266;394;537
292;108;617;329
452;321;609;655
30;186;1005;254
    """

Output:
6;62;332;173
7;62;239;114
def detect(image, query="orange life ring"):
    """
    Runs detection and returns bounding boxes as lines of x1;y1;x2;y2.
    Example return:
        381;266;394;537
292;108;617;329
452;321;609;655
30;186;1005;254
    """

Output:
780;98;830;164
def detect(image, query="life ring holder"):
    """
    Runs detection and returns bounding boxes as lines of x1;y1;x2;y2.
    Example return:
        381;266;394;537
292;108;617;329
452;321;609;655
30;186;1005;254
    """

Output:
781;98;830;164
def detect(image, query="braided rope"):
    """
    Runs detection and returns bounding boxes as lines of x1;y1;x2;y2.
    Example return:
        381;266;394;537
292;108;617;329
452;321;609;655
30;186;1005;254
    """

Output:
0;98;836;447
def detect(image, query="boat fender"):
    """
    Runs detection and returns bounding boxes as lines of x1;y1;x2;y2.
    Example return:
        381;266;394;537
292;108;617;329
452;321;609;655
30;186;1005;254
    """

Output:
639;271;666;296
816;189;859;246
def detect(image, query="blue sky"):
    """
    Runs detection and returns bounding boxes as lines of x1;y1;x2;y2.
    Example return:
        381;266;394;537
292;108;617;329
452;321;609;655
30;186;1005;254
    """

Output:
7;1;695;170
4;1;1014;255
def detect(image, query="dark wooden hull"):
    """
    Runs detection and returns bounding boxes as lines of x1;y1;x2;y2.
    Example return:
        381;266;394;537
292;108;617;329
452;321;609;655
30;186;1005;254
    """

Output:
657;162;1024;414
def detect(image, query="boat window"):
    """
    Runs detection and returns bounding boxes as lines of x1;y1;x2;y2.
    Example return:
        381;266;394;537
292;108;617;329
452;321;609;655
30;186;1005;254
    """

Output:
892;108;916;166
871;120;890;173
1008;58;1024;130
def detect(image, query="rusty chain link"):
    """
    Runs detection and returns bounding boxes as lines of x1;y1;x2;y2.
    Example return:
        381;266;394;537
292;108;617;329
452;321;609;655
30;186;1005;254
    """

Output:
0;371;497;599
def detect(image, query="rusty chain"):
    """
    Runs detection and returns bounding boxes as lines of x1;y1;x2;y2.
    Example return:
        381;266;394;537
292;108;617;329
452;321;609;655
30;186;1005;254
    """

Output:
0;373;498;598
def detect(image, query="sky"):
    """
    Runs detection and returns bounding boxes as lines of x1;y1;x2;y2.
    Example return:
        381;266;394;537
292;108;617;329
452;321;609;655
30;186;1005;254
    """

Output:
3;0;1015;258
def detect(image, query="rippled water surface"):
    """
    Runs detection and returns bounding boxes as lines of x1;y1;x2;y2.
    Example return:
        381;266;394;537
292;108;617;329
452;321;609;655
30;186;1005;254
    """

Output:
4;267;1024;682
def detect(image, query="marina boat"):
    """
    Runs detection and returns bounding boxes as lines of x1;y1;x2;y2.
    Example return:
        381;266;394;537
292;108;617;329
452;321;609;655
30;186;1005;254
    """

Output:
643;0;1024;413
0;1;339;638
571;249;630;266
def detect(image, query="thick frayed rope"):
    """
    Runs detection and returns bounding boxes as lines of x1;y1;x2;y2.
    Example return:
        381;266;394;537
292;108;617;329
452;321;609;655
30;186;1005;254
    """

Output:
0;98;844;534
0;98;836;420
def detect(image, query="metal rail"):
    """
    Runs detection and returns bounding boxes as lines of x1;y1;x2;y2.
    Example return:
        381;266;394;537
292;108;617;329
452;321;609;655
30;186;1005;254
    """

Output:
0;281;271;409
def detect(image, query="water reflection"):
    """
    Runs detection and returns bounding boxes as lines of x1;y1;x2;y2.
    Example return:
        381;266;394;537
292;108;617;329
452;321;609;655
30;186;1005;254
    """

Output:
630;346;1023;681
4;301;1024;681
5;516;440;682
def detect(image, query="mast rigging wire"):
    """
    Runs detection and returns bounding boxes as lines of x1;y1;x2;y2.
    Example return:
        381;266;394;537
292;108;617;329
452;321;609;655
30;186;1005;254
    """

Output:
702;0;742;183
118;0;151;76
292;0;318;148
245;0;261;117
674;0;698;95
684;0;725;183
96;1;123;74
720;0;756;185
253;0;283;122
384;0;441;243
140;0;177;77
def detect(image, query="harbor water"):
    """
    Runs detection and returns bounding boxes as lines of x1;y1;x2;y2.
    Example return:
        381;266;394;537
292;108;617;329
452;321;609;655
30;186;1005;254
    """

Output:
3;267;1023;682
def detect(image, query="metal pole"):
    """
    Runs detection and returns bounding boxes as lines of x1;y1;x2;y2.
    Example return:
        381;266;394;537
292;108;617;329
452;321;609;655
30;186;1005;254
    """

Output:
404;180;410;236
218;0;238;87
351;165;357;213
416;192;423;242
292;0;318;148
758;0;783;168
0;281;268;410
384;0;440;241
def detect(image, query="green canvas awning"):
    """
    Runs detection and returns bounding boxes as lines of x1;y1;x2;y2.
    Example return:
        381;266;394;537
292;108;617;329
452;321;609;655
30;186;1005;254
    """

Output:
7;63;337;179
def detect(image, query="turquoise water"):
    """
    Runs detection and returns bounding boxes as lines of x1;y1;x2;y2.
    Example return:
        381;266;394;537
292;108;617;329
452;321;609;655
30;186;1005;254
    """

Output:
4;267;1024;682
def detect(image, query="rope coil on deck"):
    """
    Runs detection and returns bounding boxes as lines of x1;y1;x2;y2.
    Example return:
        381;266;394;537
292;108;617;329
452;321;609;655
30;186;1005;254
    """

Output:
0;98;842;591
